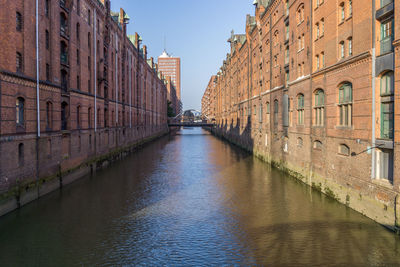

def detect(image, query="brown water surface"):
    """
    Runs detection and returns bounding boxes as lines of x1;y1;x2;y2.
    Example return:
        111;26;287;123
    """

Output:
0;128;399;266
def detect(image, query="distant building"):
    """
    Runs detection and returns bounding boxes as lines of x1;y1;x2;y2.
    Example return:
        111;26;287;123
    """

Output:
158;51;182;114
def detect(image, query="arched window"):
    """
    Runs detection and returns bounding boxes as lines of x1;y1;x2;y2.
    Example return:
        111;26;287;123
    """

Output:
339;2;345;23
16;97;25;125
16;12;23;31
313;140;323;150
61;102;68;130
266;102;270;114
297;137;303;147
380;71;394;139
46;101;53;129
297;94;304;125
296;4;304;24
18;143;24;167
339;144;350;156
274;100;279;126
348;37;353;56
338;82;352;126
314;89;325;126
339;41;345;59
348;0;352;16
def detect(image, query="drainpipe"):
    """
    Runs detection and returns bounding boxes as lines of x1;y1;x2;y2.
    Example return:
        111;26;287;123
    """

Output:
94;10;97;132
371;0;376;179
115;35;118;126
35;0;40;195
129;51;132;128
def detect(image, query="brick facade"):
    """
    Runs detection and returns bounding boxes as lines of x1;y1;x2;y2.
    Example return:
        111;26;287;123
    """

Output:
202;0;399;231
0;0;168;204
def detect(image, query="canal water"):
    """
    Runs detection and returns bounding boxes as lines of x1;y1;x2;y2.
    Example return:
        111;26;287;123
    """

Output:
0;128;399;266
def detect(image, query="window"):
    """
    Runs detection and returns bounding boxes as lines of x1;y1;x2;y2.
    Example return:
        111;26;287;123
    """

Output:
316;0;320;8
46;101;52;129
46;30;50;49
339;41;345;59
313;140;323;150
77;75;80;90
60;41;68;64
348;37;353;56
316;55;320;70
301;34;305;49
77;0;80;15
316;23;320;39
88;32;92;52
285;0;289;16
314;89;325;126
266;102;270;114
289;98;293;126
274;100;279;126
88;107;92;128
60;12;68;36
349;0;352;17
297;4;304;24
375;148;393;183
77;106;81;129
297;94;304;125
380;71;394;139
259;105;263;123
16;12;23;31
77;49;80;65
339;144;350;155
380;19;394;54
46;63;50;81
321;52;325;67
16;97;25;125
18;143;24;167
338;82;352;126
61;70;68;91
45;0;50;17
76;23;80;42
61;102;68;130
339;3;345;23
16;52;23;72
88;9;91;25
321;18;325;36
297;137;303;147
285;24;290;40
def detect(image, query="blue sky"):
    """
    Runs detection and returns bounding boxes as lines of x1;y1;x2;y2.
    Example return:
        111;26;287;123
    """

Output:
110;0;254;111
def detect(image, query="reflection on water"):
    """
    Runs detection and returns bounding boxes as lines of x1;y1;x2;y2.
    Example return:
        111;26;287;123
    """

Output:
0;128;399;266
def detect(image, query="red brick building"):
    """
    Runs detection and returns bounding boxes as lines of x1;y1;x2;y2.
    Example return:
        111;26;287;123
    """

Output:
158;51;182;114
0;0;168;213
203;0;399;231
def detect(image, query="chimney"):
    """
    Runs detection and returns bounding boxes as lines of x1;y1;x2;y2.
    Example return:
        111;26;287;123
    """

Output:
150;57;154;68
143;45;147;61
135;32;140;48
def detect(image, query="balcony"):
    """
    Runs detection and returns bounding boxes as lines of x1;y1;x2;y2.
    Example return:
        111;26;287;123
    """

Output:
380;37;393;55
